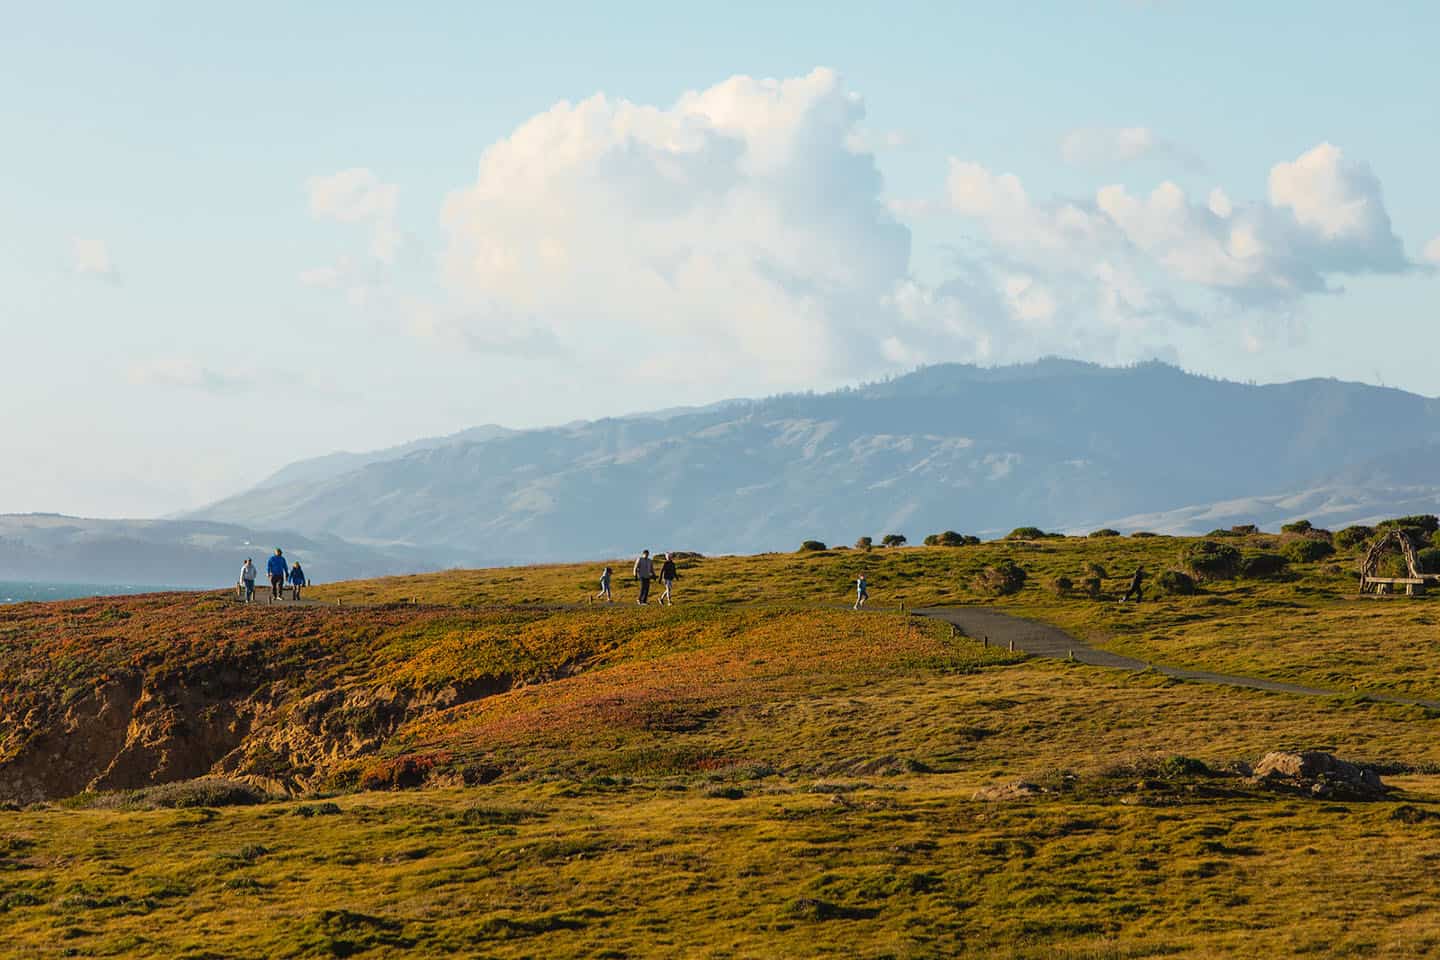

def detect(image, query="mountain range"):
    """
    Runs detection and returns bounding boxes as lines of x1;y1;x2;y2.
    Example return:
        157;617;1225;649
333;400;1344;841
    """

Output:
9;359;1438;585
187;359;1440;565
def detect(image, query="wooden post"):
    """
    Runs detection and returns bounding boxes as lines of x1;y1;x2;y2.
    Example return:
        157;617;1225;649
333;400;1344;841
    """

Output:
1007;639;1014;652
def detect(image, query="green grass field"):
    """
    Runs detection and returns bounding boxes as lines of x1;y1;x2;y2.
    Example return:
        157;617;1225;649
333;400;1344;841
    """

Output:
5;529;1440;957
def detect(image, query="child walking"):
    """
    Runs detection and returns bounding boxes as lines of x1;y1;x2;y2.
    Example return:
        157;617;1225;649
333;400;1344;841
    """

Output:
854;574;869;610
597;566;613;603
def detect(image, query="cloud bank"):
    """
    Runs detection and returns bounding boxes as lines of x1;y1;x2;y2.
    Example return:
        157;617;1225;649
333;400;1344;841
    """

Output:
440;68;910;383
303;69;1435;385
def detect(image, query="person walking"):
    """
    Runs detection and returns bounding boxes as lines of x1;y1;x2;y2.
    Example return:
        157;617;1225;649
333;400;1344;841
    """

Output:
1120;566;1145;603
267;548;289;602
658;553;678;605
240;558;257;603
853;573;869;610
597;565;614;603
633;549;655;605
288;560;308;601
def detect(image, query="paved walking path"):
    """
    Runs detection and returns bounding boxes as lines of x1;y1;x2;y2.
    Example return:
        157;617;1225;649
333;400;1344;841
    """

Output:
918;606;1440;710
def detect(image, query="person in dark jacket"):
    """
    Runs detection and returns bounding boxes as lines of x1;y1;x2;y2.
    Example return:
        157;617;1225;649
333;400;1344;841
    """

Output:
267;549;289;602
288;561;307;601
658;554;678;605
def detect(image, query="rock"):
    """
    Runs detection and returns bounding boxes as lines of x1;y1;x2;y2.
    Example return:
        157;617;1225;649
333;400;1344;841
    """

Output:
1251;751;1385;799
973;781;1045;802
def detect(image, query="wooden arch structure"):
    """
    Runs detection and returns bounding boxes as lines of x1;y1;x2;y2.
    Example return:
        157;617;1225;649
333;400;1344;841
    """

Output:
1359;530;1436;596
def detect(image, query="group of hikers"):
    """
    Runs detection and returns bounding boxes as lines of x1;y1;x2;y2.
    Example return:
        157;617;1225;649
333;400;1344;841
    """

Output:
239;548;308;603
596;550;681;605
237;544;1146;611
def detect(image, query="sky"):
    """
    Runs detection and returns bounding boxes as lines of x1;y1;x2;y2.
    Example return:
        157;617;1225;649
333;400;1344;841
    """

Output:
3;1;1438;517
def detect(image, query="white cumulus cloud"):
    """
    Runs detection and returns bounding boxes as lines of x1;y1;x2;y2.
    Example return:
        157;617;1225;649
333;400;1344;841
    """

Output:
439;68;913;383
949;141;1415;312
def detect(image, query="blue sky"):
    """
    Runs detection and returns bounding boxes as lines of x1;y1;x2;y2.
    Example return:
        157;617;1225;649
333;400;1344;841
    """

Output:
3;2;1438;516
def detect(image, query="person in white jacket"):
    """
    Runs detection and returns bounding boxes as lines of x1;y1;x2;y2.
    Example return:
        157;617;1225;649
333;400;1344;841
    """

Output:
240;558;257;603
633;550;655;604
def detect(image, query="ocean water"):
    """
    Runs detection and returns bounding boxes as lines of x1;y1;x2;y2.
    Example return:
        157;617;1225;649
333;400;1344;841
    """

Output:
0;581;195;604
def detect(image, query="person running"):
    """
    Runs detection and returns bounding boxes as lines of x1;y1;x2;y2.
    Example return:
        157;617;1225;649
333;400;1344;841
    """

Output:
853;573;869;610
597;565;614;603
633;549;655;605
288;560;307;601
1120;566;1145;603
240;558;257;603
658;553;678;605
266;548;289;602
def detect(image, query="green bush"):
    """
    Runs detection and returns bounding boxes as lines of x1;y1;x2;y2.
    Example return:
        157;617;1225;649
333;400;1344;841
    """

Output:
1334;525;1375;550
1130;531;1159;538
1379;515;1440;535
1418;548;1440;574
1280;519;1313;534
1282;538;1336;563
1088;528;1120;538
1239;553;1289;579
1079;576;1102;599
974;560;1027;596
1045;576;1073;596
1007;526;1046;540
798;540;828;552
1083;561;1108;580
854;536;873;551
1205;528;1239;538
1181;540;1241;580
1230;524;1259;536
1156;570;1197;595
881;534;907;548
923;530;975;547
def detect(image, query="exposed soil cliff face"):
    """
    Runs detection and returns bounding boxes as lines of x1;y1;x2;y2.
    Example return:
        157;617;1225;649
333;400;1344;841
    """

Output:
0;592;616;803
0;658;512;804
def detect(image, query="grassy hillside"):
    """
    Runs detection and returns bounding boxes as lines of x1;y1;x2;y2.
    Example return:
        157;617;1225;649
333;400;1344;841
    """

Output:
314;530;1440;700
4;529;1440;957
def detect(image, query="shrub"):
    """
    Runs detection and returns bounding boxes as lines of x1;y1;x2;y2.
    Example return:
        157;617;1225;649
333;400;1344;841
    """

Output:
1379;515;1440;535
1181;540;1241;580
1156;570;1197;595
855;536;873;551
1205;528;1239;538
881;534;907;548
1230;524;1259;536
1282;538;1335;563
798;540;828;552
1418;548;1440;574
1079;576;1103;599
1130;531;1159;538
1239;553;1289;579
1045;575;1073;596
974;560;1027;596
357;753;449;791
1334;525;1375;550
1088;528;1120;538
136;778;266;809
923;530;977;547
1280;519;1313;534
1007;526;1046;540
1083;561;1108;580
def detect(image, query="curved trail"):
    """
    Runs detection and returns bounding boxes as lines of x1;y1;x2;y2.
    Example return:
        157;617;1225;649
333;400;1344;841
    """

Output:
918;606;1440;710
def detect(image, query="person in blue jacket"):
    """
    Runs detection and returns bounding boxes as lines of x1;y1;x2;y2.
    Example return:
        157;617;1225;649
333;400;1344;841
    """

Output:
267;548;289;602
288;560;308;601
